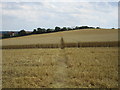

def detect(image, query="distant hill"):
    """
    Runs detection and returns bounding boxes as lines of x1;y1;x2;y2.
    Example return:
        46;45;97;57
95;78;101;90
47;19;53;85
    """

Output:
0;31;19;34
1;29;118;46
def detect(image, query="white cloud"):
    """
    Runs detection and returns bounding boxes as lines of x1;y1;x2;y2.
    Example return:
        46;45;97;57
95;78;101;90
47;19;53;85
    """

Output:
1;2;118;30
1;0;119;2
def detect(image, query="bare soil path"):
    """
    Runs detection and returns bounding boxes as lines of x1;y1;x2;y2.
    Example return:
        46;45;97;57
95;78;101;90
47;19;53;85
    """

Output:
52;49;69;88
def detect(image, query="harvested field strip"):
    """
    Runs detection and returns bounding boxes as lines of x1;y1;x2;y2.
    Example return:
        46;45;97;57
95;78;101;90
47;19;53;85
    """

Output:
1;41;119;49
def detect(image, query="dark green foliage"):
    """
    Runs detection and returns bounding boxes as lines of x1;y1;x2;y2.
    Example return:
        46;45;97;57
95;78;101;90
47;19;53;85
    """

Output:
47;29;52;33
18;30;26;36
61;27;67;31
36;28;46;34
75;26;80;29
2;33;10;38
67;27;73;30
55;26;61;32
32;29;37;34
36;28;42;34
96;27;100;29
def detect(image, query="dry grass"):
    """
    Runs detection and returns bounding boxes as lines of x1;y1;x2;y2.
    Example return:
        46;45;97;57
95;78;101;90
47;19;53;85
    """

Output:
2;29;119;88
2;49;59;88
1;29;118;46
2;47;118;88
65;48;118;88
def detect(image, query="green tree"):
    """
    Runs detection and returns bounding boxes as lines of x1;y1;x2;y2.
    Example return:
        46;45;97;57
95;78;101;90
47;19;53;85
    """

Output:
67;27;72;30
18;30;26;36
37;28;46;34
37;28;42;34
61;27;67;31
41;28;46;33
32;29;37;34
47;28;52;33
55;26;61;32
75;26;79;29
96;27;100;29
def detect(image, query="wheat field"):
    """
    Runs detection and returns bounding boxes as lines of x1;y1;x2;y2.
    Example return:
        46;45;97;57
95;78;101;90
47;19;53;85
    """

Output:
2;29;119;88
1;29;118;46
2;47;118;88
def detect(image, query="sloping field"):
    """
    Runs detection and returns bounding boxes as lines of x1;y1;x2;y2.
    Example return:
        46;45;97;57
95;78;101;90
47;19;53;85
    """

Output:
1;29;118;46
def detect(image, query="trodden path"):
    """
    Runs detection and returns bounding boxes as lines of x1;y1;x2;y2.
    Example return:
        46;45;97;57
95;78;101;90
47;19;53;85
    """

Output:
52;48;69;88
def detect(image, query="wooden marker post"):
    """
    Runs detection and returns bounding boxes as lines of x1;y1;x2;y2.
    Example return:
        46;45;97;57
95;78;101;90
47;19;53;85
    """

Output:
60;37;64;49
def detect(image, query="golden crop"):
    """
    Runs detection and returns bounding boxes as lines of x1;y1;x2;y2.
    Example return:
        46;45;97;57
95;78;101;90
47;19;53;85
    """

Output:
2;47;118;88
1;29;119;88
1;29;118;46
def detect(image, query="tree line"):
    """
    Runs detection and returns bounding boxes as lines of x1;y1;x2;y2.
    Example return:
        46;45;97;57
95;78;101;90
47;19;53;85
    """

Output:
2;26;100;39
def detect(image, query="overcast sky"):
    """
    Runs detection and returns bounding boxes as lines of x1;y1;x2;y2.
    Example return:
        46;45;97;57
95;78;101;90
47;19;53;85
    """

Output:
0;1;118;31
